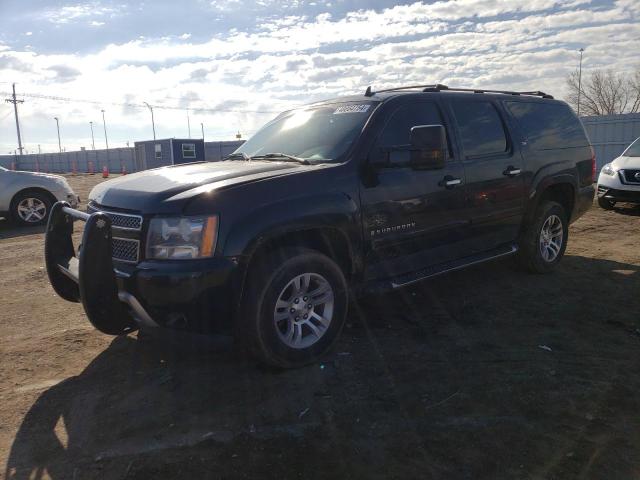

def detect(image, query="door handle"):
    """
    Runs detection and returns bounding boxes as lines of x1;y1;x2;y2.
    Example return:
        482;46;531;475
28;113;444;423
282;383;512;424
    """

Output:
503;166;521;177
440;175;462;189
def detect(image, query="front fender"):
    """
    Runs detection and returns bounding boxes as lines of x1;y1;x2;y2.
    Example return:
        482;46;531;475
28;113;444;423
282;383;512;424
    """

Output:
222;191;360;261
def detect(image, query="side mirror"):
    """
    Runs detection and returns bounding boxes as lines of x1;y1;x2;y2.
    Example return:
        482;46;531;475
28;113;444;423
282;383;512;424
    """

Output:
410;125;446;170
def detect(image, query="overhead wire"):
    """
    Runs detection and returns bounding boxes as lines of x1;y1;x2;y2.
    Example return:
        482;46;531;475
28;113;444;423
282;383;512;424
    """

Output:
0;90;285;114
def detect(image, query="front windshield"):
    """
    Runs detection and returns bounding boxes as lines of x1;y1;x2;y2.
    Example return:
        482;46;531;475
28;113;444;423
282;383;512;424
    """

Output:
234;102;377;162
623;137;640;157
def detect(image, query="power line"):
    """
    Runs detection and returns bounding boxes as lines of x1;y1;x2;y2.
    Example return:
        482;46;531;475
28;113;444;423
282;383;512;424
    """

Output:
4;83;24;155
0;90;282;114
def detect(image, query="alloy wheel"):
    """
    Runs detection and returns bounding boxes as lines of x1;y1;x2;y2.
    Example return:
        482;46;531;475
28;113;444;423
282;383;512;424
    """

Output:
273;272;335;349
17;197;47;223
539;214;563;262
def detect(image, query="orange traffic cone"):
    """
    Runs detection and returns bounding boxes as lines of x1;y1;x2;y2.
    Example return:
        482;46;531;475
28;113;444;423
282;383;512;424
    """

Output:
102;165;109;178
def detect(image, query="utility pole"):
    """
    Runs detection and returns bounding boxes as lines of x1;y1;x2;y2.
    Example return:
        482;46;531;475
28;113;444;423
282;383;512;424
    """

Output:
200;122;205;140
101;109;109;149
54;117;62;152
577;48;584;117
187;109;191;138
143;102;156;140
89;121;96;149
5;83;24;155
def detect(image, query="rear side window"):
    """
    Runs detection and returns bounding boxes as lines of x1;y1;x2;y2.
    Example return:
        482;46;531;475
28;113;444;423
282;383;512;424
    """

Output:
374;102;449;164
505;101;588;150
451;101;507;158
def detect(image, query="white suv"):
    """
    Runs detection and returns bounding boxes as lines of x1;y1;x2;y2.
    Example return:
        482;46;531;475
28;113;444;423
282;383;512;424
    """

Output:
597;137;640;209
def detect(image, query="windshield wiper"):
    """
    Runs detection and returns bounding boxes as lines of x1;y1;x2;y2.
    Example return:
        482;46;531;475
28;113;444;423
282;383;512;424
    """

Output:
224;152;251;161
250;153;310;165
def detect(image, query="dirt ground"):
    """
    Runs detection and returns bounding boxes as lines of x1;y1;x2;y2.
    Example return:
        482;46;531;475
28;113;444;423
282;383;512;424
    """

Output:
1;174;639;480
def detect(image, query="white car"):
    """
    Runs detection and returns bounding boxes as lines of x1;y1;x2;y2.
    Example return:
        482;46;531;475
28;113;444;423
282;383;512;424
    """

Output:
0;166;79;226
596;137;640;210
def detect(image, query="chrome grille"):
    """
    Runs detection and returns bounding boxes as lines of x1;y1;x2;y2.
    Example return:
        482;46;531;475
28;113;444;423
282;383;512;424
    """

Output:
112;238;140;263
87;203;142;230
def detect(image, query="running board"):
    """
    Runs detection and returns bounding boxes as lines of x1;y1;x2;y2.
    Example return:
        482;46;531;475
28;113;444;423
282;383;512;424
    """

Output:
389;244;518;289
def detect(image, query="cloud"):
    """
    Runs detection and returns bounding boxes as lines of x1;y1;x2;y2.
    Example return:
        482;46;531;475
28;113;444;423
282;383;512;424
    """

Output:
48;64;82;82
42;2;124;24
0;0;639;153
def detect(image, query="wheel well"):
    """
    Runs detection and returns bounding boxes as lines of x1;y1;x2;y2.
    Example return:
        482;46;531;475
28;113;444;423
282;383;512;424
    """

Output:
247;228;354;280
10;187;58;211
539;183;575;217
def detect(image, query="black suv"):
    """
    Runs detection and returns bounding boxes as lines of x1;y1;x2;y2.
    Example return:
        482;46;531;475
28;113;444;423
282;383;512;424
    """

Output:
45;84;595;368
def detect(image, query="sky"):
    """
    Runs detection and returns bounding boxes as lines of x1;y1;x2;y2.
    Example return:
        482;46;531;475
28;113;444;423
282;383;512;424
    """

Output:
0;0;638;154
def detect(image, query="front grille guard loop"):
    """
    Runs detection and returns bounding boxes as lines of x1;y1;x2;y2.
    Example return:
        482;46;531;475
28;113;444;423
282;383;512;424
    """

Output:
44;201;157;333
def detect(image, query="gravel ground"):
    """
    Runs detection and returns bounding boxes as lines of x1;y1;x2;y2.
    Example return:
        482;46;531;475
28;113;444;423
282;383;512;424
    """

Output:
1;174;639;480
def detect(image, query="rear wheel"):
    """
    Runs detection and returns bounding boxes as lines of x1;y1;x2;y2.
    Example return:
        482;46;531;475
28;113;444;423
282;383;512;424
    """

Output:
11;191;53;226
518;200;568;273
597;196;616;210
239;247;348;368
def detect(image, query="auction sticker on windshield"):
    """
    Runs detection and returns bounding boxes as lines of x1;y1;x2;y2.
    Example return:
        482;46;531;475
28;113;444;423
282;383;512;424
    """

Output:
334;104;371;114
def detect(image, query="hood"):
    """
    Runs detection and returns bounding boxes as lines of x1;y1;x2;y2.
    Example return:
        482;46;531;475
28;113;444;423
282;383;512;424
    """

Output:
89;160;305;212
612;155;640;169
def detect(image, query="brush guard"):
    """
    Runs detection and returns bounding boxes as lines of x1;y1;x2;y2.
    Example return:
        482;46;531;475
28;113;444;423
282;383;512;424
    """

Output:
44;201;152;335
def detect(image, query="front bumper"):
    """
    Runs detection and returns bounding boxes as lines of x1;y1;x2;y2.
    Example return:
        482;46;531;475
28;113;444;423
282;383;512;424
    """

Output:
53;189;80;208
45;202;242;335
597;185;640;204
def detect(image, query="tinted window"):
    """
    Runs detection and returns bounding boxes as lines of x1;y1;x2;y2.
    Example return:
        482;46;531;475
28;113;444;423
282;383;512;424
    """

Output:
506;101;588;150
374;102;446;163
237;102;376;162
452;101;507;158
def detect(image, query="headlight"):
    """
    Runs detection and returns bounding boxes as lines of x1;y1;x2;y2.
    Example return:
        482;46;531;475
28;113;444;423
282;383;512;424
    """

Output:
146;215;218;260
601;163;616;176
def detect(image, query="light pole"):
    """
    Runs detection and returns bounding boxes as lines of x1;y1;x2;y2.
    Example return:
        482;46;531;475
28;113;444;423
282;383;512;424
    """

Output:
143;102;156;140
577;48;584;117
200;122;205;140
54;117;62;153
187;109;191;138
101;109;109;149
89;121;96;150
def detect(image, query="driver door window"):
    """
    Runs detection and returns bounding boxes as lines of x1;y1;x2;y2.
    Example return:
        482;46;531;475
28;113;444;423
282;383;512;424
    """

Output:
372;102;448;164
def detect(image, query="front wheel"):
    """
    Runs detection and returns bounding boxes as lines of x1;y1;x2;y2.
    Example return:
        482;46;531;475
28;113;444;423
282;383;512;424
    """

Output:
518;200;568;273
239;247;349;368
11;191;53;226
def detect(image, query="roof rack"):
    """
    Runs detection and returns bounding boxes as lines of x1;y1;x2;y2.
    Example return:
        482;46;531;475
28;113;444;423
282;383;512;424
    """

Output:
364;84;553;99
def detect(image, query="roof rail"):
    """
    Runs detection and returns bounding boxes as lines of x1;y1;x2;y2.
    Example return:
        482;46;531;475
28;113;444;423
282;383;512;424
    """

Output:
363;84;554;99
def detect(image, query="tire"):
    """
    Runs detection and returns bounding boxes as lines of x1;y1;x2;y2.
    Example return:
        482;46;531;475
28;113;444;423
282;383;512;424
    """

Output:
11;190;53;226
239;247;349;368
597;196;616;210
518;200;568;274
